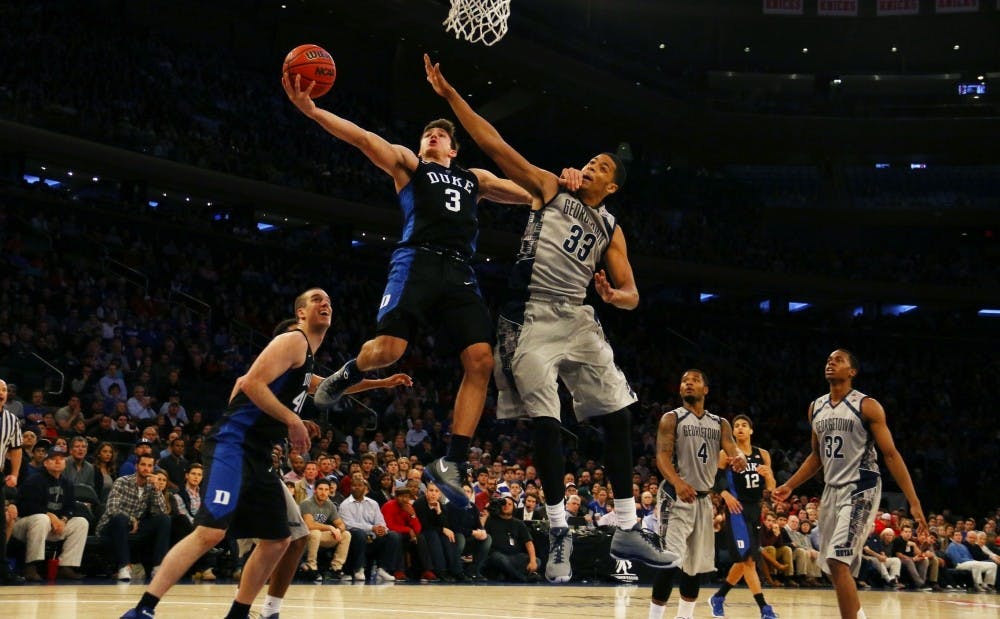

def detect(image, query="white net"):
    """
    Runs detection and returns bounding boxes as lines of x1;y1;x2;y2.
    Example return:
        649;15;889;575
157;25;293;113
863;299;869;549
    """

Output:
443;0;511;47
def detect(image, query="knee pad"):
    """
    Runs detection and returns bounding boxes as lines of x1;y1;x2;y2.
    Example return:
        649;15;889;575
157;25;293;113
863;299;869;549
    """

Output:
679;572;700;599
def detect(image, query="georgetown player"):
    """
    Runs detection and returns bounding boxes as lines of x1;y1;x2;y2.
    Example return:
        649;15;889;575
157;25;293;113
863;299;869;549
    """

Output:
773;349;927;619
122;289;331;619
282;72;532;507
709;414;778;619
425;54;679;583
650;370;747;619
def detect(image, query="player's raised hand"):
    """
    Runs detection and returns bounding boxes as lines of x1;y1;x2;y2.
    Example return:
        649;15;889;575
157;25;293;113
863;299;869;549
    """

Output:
594;269;621;305
558;167;584;192
282;72;318;116
424;54;456;98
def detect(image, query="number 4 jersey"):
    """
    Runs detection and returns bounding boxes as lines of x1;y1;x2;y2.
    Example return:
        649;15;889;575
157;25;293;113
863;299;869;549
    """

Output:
667;407;724;493
810;389;880;487
509;190;617;303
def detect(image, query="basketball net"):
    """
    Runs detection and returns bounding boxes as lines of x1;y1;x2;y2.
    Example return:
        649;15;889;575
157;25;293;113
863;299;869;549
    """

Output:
443;0;511;46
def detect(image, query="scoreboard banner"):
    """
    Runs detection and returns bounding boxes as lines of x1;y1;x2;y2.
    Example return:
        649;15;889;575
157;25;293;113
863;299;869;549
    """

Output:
876;0;920;15
763;0;804;15
818;0;858;15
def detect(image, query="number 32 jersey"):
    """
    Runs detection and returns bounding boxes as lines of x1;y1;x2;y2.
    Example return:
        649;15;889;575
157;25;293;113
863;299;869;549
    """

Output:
398;160;481;258
510;191;617;303
810;389;879;487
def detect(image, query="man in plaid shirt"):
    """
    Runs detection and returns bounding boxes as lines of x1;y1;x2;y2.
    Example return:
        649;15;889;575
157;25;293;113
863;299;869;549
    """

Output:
96;452;170;581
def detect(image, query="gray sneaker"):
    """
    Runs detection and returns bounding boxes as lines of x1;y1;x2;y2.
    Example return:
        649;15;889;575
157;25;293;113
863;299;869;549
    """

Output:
313;360;362;410
545;526;573;583
610;524;680;568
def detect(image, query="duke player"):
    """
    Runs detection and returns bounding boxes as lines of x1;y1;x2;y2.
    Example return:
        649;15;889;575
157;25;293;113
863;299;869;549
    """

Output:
424;54;679;583
773;349;927;619
122;289;331;619
651;370;746;619
283;72;531;507
709;414;777;619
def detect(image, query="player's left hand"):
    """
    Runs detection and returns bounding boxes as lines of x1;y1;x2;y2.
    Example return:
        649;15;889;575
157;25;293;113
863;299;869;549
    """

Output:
424;54;456;98
722;492;743;515
594;270;621;305
303;419;322;439
558;168;584;192
729;453;748;473
911;503;929;537
385;373;414;388
287;418;312;454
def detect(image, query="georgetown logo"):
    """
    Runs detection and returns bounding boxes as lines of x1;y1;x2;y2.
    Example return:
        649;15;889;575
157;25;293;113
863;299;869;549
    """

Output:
612;559;638;583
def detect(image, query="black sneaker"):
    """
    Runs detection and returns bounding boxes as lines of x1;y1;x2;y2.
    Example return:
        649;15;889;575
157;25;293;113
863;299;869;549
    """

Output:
424;457;470;507
313;360;362;410
609;523;680;568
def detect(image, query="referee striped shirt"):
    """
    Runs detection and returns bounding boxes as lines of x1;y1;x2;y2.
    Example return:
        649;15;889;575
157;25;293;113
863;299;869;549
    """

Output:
0;407;22;470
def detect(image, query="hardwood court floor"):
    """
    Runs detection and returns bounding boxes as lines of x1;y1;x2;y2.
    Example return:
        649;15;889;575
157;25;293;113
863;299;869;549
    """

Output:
1;582;999;618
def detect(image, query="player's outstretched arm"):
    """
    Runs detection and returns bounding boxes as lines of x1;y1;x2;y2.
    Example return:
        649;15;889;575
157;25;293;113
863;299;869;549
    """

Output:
772;404;822;502
282;72;416;186
594;227;639;310
471;168;534;206
862;398;927;534
424;54;558;202
344;374;414;395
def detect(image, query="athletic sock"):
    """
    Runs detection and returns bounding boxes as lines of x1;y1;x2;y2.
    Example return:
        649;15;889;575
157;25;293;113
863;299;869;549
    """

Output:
547;503;568;529
647;602;666;619
716;582;733;598
138;592;161;610
447;435;471;462
857;610;868;619
224;601;252;619
613;496;638;530
676;599;696;618
754;592;767;609
261;595;283;618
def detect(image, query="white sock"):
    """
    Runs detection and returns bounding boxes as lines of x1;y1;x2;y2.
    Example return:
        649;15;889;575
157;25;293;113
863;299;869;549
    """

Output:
857;610;867;619
614;497;638;530
676;599;696;618
261;595;283;618
547;503;568;529
647;602;666;619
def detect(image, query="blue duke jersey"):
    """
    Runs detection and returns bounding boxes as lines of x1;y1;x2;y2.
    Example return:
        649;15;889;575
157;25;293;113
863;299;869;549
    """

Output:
398;160;481;258
810;389;879;487
727;446;765;503
215;330;315;446
510;191;617;303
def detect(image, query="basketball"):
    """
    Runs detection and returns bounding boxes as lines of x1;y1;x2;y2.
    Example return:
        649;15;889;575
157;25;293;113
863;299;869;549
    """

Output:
283;44;336;98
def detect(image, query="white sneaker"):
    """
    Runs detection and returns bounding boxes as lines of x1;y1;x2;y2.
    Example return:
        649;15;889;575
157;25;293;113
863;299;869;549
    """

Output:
352;568;366;582
117;565;132;582
375;567;395;582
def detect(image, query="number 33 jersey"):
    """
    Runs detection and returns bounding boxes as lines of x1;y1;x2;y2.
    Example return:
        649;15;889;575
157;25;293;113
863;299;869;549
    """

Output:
810;389;879;487
510;191;617;303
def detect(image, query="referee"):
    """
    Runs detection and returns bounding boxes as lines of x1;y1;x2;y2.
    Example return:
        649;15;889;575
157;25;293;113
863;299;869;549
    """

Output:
0;379;25;585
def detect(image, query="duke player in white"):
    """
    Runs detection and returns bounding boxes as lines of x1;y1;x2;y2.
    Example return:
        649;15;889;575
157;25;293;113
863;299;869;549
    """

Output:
773;349;927;619
425;54;678;582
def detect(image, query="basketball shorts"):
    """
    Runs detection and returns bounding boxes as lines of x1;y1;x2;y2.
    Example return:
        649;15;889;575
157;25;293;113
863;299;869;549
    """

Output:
724;503;761;562
494;299;637;421
239;483;309;545
195;432;291;540
376;247;492;352
657;481;715;576
818;478;881;576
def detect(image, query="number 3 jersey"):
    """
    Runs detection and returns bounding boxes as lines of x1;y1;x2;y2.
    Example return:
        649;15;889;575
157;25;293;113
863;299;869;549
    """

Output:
810;389;879;487
509;190;617;303
398;159;481;258
666;407;724;493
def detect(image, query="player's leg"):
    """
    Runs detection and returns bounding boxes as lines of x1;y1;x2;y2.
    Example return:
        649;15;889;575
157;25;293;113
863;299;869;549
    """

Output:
820;482;878;619
253;485;312;619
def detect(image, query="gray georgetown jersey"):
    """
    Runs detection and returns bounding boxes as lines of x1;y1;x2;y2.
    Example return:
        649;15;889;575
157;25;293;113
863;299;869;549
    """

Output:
666;406;724;493
508;191;617;303
810;389;880;488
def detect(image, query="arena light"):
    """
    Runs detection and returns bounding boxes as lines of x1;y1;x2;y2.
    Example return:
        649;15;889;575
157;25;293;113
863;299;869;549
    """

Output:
22;174;40;184
978;309;1000;317
759;300;770;312
852;306;864;317
883;304;917;316
699;293;717;302
788;302;811;313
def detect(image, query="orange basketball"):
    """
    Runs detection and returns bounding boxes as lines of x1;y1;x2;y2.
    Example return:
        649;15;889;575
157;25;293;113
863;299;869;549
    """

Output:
283;44;336;98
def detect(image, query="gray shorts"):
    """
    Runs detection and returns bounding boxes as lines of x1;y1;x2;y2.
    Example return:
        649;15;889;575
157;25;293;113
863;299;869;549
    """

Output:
658;482;715;576
495;300;636;421
818;479;881;576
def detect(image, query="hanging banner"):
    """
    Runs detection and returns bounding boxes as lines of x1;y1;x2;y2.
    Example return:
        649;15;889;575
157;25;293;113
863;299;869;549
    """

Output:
935;0;979;12
763;0;804;15
818;0;859;15
877;0;920;14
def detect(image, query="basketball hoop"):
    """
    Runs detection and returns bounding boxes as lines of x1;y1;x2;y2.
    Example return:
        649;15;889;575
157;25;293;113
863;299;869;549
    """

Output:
443;0;511;47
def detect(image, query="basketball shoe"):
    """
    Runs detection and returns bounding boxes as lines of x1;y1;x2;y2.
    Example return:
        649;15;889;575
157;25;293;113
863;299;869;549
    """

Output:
609;524;679;568
424;457;470;507
313;360;362;409
545;526;573;583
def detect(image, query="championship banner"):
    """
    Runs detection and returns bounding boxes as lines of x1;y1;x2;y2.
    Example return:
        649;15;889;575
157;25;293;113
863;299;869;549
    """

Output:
818;0;858;15
877;0;920;15
763;0;803;15
935;0;979;12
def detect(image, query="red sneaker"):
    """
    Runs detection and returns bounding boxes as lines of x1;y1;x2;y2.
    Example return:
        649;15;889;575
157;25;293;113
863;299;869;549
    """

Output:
420;570;439;583
393;570;407;581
